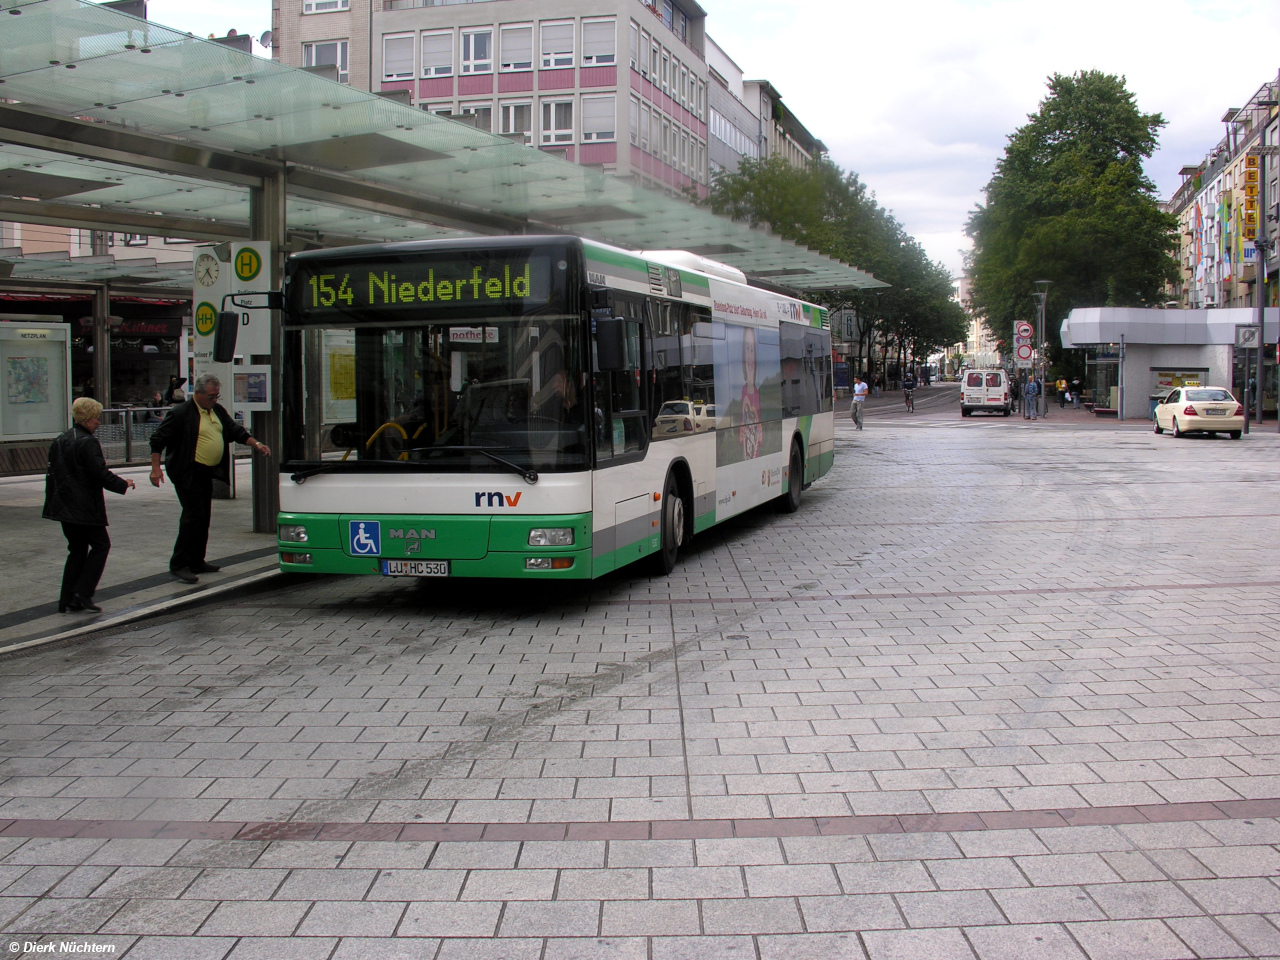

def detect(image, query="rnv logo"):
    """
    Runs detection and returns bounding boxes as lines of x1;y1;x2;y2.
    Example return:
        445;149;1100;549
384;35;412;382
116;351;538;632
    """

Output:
474;491;523;507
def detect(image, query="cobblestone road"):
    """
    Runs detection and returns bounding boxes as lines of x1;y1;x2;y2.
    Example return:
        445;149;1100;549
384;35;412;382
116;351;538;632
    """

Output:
3;412;1280;959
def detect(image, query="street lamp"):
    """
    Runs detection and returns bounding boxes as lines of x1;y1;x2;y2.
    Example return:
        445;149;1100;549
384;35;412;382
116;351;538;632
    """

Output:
1031;281;1052;417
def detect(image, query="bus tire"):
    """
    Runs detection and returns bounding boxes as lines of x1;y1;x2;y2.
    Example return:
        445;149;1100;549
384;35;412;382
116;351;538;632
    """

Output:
777;440;803;514
652;471;686;576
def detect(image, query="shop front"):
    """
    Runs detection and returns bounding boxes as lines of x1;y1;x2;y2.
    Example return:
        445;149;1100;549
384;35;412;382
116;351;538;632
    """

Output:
1062;307;1278;420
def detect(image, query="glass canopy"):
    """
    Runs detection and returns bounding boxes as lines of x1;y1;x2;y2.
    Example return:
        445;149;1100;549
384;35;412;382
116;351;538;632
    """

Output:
0;0;885;293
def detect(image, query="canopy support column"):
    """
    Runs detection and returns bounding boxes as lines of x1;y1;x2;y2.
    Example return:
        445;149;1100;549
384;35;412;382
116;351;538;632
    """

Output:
250;167;286;535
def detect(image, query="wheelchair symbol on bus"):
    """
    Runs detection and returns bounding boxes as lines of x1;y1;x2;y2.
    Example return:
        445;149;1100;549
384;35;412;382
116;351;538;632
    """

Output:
349;520;381;556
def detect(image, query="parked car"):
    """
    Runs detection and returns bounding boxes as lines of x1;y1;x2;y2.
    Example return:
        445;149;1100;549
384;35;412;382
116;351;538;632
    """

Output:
960;369;1012;416
653;401;715;438
1153;386;1243;439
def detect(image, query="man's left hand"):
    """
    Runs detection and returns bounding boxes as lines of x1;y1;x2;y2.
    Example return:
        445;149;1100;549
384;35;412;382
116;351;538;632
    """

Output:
252;440;272;457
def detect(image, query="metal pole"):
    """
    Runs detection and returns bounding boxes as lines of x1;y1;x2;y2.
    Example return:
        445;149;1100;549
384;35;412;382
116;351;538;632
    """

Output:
1037;293;1046;418
92;285;110;409
249;167;286;535
1118;334;1125;421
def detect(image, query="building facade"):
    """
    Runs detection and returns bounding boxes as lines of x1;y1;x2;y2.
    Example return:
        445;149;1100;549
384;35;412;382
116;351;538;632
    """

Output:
274;0;718;196
1168;78;1279;310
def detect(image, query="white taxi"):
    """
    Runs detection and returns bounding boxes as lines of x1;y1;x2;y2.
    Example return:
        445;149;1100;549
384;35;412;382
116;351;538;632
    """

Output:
1153;386;1244;439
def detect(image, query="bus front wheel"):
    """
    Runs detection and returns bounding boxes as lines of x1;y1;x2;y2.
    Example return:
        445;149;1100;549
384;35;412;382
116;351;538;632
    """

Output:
652;472;686;575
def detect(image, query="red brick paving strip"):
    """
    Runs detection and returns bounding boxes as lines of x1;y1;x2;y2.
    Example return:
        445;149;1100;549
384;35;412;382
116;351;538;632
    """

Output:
2;799;1278;843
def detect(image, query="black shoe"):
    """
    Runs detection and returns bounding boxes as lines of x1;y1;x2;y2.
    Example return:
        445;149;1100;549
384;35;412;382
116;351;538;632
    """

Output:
58;600;76;613
171;568;199;584
192;562;221;573
71;595;102;613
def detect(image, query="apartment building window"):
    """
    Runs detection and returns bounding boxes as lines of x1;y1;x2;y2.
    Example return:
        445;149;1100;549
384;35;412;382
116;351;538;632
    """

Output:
542;98;573;143
629;97;640;145
660;51;669;94
383;34;414;81
581;19;615;65
303;0;348;12
500;101;532;143
679;66;688;107
661;119;670;163
649;109;659;156
629;22;639;70
461;28;492;74
649;41;659;81
304;40;348;84
421;30;453;76
121;234;148;247
422;103;453;117
639;103;650;151
500;24;532;71
460;101;493;131
540;22;573;69
695;78;704;119
582;96;615;141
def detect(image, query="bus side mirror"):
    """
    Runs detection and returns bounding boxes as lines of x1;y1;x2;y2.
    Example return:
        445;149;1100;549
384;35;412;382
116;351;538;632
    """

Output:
213;311;240;363
595;318;625;371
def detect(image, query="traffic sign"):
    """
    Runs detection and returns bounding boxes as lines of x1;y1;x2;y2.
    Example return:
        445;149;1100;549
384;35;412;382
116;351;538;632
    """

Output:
1015;321;1033;339
1236;324;1261;349
1015;343;1034;361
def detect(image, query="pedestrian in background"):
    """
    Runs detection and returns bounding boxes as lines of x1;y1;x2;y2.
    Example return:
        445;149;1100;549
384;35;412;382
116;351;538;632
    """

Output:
42;397;136;613
149;373;271;584
872;374;882;398
1071;378;1081;408
1023;375;1040;420
1057;378;1068;409
851;375;868;430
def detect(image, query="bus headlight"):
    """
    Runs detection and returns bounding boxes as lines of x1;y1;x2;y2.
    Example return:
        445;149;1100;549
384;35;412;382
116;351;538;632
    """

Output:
526;557;574;570
279;524;309;543
528;527;574;546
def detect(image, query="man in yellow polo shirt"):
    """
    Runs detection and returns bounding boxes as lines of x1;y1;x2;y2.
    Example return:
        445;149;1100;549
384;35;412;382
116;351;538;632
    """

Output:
149;373;271;583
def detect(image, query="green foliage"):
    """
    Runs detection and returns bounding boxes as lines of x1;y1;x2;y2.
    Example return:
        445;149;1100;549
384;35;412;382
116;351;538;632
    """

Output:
704;155;967;361
966;71;1179;357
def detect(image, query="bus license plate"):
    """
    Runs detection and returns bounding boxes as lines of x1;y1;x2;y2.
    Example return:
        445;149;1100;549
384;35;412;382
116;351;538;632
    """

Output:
382;560;450;577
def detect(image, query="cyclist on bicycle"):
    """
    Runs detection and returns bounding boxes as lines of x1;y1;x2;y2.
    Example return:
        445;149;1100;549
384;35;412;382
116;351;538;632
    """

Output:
851;375;868;430
902;372;917;411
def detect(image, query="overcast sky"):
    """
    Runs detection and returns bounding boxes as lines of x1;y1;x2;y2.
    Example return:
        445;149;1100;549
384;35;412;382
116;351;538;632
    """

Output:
148;0;1280;278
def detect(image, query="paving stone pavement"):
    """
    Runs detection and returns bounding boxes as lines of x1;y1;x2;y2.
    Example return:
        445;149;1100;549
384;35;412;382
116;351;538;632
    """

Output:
3;412;1280;958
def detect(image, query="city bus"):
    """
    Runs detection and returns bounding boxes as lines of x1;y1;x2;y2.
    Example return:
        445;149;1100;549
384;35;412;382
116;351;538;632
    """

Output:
276;235;834;579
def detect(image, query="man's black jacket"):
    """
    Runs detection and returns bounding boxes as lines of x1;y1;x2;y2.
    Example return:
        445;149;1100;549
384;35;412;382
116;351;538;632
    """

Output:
149;398;250;487
43;424;129;526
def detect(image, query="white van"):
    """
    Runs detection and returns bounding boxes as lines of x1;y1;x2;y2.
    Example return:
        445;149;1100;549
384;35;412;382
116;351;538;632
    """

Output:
961;369;1012;417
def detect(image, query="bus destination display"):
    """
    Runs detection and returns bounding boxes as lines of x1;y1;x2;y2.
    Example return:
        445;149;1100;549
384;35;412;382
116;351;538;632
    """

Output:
293;256;553;317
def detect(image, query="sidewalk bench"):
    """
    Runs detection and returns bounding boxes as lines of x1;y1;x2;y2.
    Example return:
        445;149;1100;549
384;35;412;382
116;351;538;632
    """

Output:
1093;407;1117;417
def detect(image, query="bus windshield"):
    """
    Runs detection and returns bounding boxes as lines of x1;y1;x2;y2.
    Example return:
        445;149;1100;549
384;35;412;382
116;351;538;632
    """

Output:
283;315;587;473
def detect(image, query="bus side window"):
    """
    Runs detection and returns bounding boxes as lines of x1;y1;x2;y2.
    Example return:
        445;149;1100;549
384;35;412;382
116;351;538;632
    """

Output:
650;299;686;439
683;305;715;416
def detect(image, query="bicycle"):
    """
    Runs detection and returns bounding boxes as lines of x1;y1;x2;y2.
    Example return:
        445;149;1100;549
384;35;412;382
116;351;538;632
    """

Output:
903;389;914;413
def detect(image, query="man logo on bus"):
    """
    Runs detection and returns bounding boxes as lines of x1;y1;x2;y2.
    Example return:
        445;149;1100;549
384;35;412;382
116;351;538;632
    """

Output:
474;491;523;507
349;520;380;555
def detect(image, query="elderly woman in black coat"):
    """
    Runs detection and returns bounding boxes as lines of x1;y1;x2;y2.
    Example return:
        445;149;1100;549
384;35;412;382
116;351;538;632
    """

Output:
43;397;135;613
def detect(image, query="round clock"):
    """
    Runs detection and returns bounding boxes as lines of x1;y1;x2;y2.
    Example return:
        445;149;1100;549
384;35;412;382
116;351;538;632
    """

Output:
195;253;220;287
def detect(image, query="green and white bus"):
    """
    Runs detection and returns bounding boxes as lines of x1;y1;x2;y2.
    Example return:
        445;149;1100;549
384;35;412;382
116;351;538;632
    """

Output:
277;235;833;578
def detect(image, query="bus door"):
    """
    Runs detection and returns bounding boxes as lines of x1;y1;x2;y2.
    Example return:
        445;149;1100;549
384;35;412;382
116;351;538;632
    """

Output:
591;301;654;571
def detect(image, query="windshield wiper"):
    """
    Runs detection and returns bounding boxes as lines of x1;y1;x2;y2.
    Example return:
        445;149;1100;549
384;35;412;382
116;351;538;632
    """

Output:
288;459;421;483
413;445;538;484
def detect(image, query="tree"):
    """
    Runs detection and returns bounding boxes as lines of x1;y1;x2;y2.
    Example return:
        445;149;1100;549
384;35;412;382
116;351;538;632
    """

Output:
704;155;966;375
966;71;1179;367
